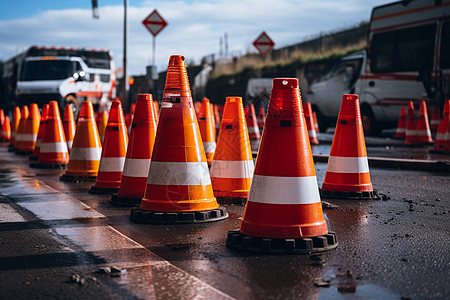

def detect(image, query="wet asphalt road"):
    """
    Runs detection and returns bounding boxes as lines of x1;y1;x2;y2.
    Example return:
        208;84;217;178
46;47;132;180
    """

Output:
0;140;449;300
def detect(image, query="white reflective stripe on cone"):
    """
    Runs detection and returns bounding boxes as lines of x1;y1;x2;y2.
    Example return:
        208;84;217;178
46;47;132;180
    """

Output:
247;175;321;205
431;120;439;125
147;161;211;186
405;129;419;136
210;160;254;179
15;133;37;142
203;142;216;153
67;140;73;149
11;132;16;138
417;130;432;136
396;128;405;134
98;157;126;172
326;156;370;173
40;142;68;153
248;127;259;134
69;147;102;161
123;158;151;178
308;130;317;138
0;131;8;136
436;132;449;140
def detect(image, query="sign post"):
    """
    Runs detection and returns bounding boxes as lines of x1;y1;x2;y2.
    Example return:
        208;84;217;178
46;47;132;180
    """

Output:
142;9;168;67
252;31;275;57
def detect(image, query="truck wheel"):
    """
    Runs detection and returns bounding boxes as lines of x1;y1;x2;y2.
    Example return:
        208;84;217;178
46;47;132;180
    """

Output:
361;105;381;136
64;95;80;118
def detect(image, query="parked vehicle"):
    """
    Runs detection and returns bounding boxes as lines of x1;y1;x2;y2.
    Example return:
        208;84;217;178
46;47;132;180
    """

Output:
307;0;450;135
1;46;116;114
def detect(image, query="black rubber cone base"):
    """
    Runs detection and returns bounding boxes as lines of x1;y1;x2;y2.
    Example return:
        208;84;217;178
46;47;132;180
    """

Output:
110;193;142;207
60;174;97;183
226;230;338;254
320;189;379;200
29;162;67;169
89;185;119;194
29;156;38;161
130;207;229;224
216;197;247;205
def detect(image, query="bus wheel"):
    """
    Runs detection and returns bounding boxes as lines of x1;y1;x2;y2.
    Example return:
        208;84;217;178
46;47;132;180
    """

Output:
361;105;381;136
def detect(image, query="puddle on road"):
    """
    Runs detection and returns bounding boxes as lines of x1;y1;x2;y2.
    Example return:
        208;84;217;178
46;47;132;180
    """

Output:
319;282;399;299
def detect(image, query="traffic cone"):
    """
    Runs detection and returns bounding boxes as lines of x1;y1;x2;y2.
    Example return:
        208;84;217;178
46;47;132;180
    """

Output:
430;105;440;132
405;101;421;145
321;94;377;200
0;109;4;125
210;97;254;204
96;110;108;144
130;55;227;224
16;103;40;154
214;104;221;137
29;104;49;161
226;78;337;254
245;104;261;151
9;106;21;149
198;97;216;166
313;111;320;133
31;101;69;169
209;101;216;139
394;106;406;139
417;101;433;144
61;101;102;182
0;116;11;142
194;101;202;116
303;102;319;144
257;106;265;131
89;100;128;194
63;104;76;152
153;100;160;123
111;94;157;206
432;99;450;153
12;106;29;152
125;103;135;134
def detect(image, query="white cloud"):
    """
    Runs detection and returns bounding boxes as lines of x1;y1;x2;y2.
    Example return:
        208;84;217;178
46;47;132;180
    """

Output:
0;0;389;75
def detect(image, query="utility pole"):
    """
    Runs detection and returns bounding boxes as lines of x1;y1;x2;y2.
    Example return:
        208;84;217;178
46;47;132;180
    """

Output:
122;0;128;105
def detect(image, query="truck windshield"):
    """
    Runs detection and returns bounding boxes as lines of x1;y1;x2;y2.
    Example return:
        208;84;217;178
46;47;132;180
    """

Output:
20;60;75;81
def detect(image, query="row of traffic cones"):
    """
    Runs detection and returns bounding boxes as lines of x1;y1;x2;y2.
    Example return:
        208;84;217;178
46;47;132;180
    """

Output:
395;100;450;152
3;55;387;256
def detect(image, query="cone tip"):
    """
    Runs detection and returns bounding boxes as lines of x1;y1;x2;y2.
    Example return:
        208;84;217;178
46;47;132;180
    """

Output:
273;78;298;90
226;96;241;103
137;94;152;102
168;55;186;67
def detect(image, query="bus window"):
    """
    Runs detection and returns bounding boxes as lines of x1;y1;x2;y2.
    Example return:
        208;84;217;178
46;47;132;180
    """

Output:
371;24;436;73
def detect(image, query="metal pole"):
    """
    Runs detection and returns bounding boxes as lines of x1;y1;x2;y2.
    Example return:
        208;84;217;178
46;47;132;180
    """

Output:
152;36;156;67
122;0;128;104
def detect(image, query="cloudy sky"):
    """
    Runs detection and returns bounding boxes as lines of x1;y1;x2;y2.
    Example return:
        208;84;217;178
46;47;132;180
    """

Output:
0;0;390;75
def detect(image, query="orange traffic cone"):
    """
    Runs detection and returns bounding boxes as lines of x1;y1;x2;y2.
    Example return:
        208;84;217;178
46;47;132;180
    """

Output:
125;103;135;134
16;103;40;154
209;101;216;139
432;99;450;153
63;104;76;152
0;116;11;142
226;78;337;254
130;55;227;224
30;104;49;161
214;104;221;137
153;100;160;123
210;97;254;204
394;106;406;139
257;106;265;131
0;109;4;125
61;101;102;182
321;94;377;200
89;100;128;194
313;111;320;133
430;105;440;132
417;101;433;144
405;101;421;145
111;94;157;206
245;104;261;151
30;101;69;169
96;110;108;144
303;102;319;144
9;106;21;149
198;97;216;165
13;106;29;152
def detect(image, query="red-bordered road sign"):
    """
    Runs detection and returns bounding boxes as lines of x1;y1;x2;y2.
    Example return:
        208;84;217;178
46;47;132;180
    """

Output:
142;9;168;37
253;31;275;56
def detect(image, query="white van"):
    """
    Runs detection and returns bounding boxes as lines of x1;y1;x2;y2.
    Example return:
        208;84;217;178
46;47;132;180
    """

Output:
307;0;450;135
